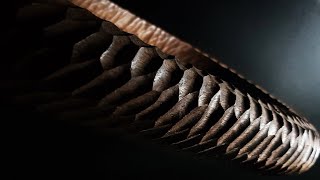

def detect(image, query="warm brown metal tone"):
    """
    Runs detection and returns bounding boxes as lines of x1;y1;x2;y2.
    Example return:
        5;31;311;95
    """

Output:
9;0;320;175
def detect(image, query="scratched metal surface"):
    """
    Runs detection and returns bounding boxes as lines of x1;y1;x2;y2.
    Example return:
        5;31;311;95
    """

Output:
1;0;319;179
112;0;320;131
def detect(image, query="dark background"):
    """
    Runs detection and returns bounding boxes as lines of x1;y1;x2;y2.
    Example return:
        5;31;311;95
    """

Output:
2;0;319;179
113;0;320;131
112;0;320;179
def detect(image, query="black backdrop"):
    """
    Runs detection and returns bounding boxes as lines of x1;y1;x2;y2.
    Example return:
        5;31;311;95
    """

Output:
112;0;320;132
112;1;320;178
2;0;319;179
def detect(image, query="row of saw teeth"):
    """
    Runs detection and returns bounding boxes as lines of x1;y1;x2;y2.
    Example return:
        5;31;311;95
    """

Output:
10;2;320;175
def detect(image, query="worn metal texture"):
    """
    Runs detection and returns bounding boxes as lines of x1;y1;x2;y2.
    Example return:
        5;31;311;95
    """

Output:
5;0;320;176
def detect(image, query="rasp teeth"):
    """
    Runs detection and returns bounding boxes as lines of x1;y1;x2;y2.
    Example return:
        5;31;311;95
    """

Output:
7;0;320;175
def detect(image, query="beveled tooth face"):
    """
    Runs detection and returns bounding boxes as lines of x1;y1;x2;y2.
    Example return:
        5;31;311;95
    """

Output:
9;0;320;176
